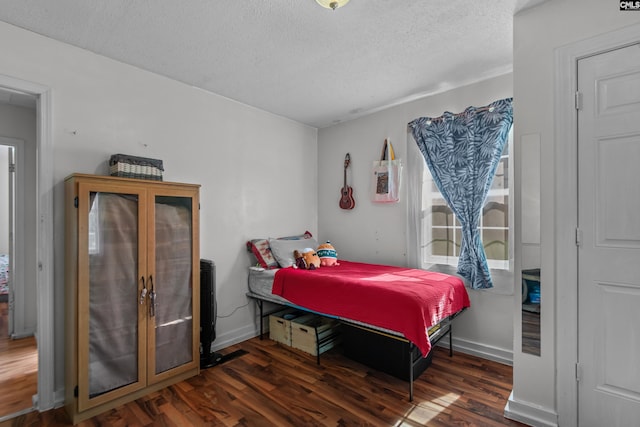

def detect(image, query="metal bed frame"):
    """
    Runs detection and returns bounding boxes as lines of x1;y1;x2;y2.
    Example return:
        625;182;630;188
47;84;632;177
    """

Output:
247;291;466;401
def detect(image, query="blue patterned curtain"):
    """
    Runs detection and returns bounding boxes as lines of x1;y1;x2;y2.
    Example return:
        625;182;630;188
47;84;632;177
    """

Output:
408;98;513;289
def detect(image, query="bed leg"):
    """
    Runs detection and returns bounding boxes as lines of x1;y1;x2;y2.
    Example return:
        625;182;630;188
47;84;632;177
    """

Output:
449;322;453;357
316;327;321;365
258;300;264;340
409;342;414;402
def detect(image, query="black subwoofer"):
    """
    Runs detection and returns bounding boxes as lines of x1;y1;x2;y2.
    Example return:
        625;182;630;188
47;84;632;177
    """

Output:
200;259;222;368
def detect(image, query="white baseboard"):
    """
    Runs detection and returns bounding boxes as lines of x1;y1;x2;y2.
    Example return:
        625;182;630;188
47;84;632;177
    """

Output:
438;336;513;366
0;406;35;423
11;329;35;340
212;324;513;367
53;388;65;409
211;323;259;352
504;391;558;427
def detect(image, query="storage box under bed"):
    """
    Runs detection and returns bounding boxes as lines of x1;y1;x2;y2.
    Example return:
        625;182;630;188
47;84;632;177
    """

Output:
340;321;449;382
291;314;341;356
268;308;305;346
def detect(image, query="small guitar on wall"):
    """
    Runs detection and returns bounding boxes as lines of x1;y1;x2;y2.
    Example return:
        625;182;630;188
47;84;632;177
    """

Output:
339;153;356;210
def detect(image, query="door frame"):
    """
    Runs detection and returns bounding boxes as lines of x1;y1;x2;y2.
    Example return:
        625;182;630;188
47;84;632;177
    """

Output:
554;24;640;427
0;136;25;338
0;74;54;411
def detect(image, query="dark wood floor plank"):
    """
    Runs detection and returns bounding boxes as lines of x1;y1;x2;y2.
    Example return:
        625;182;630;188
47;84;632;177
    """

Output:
4;336;525;426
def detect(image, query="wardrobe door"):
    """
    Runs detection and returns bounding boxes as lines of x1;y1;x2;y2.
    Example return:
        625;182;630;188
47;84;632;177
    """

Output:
76;183;148;411
147;188;200;383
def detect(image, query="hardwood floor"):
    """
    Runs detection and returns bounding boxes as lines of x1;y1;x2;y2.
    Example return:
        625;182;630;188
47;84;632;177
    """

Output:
0;302;38;418
521;310;541;356
4;336;524;426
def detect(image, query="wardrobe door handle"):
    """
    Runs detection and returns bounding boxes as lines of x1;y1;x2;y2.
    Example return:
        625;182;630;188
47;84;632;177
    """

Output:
149;275;156;317
139;276;147;305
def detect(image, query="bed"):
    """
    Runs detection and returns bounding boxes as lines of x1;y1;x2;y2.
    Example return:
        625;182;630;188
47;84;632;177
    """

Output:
0;254;8;303
246;259;470;400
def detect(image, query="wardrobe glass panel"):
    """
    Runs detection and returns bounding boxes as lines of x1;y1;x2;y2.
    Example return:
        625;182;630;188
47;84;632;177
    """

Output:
154;195;193;374
88;192;139;396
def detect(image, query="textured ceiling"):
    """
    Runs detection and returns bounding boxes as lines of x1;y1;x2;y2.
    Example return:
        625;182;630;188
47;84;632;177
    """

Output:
0;0;545;127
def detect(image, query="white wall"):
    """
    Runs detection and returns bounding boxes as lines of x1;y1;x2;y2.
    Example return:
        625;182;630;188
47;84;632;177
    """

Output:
0;21;318;398
318;73;515;362
510;1;640;425
0;104;38;336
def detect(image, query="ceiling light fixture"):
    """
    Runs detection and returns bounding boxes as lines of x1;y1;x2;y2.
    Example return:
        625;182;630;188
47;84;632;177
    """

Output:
315;0;350;10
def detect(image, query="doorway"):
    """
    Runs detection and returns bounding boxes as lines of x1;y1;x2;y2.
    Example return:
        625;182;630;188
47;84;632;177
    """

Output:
554;23;640;427
0;75;54;416
576;43;640;426
0;93;38;419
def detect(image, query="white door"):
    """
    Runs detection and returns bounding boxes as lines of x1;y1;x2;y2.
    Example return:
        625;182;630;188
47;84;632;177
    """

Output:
578;43;640;426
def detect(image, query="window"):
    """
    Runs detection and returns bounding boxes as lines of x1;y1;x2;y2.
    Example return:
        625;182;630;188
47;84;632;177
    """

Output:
418;132;513;270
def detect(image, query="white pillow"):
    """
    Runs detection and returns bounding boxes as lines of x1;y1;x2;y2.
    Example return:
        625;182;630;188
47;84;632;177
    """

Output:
268;237;318;268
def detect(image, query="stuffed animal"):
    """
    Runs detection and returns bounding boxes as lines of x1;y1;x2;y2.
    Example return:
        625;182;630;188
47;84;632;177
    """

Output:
293;248;321;270
317;241;339;267
293;250;306;269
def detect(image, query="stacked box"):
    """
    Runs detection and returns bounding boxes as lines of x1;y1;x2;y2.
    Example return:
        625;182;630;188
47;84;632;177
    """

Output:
291;314;341;356
268;309;304;346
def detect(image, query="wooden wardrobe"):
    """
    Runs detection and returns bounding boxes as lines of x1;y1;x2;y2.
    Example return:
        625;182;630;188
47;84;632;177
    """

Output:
64;173;200;424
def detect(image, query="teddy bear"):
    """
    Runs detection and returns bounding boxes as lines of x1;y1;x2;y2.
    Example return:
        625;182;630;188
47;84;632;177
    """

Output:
293;248;321;270
316;241;340;267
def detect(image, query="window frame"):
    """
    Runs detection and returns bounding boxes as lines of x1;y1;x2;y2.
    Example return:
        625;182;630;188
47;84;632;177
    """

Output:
417;131;514;271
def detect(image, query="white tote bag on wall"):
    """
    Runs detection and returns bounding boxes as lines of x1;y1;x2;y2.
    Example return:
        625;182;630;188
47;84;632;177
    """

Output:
371;139;402;203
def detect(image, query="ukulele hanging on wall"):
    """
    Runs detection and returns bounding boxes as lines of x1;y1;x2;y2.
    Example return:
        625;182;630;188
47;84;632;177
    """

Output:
339;153;356;210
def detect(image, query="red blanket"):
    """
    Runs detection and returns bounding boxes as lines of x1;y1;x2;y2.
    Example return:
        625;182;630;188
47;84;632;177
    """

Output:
272;260;470;356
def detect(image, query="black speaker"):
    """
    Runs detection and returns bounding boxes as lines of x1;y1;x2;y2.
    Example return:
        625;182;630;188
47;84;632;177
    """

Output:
200;259;222;368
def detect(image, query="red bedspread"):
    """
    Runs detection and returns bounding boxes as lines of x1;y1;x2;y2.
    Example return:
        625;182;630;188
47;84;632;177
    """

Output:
272;260;470;356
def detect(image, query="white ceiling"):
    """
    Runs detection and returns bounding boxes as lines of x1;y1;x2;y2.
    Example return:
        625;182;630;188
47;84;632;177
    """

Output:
0;0;545;127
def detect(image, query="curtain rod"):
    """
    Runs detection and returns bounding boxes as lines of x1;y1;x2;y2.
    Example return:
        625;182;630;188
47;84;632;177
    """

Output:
408;98;512;129
425;105;495;124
